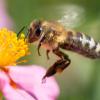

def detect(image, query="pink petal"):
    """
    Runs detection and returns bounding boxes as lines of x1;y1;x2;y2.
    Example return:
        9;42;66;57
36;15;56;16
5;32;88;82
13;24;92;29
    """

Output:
2;84;35;100
0;70;9;90
8;65;60;100
0;70;35;100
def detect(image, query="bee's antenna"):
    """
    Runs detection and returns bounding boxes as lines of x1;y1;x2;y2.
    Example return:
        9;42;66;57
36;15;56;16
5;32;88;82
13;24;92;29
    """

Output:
17;26;28;37
25;29;29;39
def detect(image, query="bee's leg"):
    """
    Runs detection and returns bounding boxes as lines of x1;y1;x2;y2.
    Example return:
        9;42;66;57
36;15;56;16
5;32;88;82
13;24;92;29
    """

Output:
37;38;44;56
37;43;41;56
37;33;46;56
42;48;71;79
17;26;26;37
46;50;50;60
52;48;71;71
53;48;69;60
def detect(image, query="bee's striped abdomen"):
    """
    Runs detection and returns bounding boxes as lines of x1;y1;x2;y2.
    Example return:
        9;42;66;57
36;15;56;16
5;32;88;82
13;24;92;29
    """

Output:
61;31;100;59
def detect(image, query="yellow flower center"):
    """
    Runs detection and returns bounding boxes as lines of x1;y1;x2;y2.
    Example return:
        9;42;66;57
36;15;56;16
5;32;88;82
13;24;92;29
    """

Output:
0;28;29;67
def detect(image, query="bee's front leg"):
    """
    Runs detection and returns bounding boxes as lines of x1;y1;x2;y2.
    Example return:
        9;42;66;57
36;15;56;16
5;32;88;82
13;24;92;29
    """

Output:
37;43;41;56
46;50;50;60
43;48;71;79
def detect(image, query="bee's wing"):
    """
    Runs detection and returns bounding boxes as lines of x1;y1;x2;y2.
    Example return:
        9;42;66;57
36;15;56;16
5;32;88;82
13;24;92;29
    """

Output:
57;5;85;28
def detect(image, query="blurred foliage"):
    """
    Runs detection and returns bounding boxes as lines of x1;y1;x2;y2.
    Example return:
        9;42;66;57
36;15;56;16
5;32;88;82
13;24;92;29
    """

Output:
7;0;100;100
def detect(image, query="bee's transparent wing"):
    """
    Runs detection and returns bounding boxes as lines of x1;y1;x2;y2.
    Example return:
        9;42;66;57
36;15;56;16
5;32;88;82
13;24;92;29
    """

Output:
57;5;85;28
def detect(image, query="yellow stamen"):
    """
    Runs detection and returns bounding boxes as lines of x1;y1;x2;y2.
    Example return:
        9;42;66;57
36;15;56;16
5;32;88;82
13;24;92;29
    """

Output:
0;28;29;67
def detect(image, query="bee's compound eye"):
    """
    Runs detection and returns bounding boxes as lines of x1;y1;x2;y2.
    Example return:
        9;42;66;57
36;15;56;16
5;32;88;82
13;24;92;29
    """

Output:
35;27;41;36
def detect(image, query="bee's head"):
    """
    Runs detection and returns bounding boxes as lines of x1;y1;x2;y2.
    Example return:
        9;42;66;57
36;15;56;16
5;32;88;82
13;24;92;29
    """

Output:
28;20;42;43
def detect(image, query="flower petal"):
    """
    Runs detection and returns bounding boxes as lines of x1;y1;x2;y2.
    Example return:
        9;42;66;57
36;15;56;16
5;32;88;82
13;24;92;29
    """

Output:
2;83;35;100
8;66;60;100
0;70;36;100
0;70;9;90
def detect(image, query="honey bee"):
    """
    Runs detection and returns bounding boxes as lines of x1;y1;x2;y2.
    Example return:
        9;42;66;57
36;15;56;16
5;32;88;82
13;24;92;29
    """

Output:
25;20;100;80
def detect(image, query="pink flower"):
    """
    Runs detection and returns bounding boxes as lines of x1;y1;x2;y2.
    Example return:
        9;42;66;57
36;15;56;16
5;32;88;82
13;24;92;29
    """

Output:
0;65;60;100
0;0;13;29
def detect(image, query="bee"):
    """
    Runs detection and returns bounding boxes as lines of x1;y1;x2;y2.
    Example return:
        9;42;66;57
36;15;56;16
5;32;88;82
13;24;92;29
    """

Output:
26;20;100;80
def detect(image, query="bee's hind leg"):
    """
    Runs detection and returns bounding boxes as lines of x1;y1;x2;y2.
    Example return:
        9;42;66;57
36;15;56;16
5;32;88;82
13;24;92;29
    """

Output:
42;48;71;79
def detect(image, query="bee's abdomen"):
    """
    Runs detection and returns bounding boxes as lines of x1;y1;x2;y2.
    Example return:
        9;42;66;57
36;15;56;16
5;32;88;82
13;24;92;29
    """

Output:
61;31;100;59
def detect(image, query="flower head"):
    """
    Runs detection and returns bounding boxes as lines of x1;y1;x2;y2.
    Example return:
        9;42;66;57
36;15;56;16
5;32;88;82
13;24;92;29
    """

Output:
0;28;28;67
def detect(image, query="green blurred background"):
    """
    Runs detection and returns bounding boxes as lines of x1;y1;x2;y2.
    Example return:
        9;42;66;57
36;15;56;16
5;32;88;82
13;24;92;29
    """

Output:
7;0;100;100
